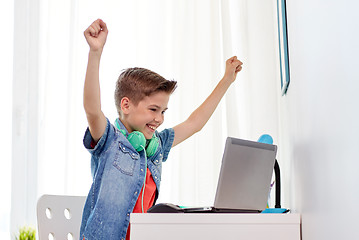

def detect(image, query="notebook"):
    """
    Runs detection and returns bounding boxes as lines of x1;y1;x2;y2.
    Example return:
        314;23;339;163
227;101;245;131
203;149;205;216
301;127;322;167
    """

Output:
182;137;277;213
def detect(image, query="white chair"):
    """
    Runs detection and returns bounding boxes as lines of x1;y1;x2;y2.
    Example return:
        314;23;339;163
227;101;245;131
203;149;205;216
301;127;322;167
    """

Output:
37;194;87;240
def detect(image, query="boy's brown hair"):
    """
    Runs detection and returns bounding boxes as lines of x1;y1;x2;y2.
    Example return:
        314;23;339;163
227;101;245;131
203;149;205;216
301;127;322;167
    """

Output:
115;67;177;115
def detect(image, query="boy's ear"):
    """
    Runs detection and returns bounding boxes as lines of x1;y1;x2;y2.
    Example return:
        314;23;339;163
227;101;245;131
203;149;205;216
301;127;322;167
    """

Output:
120;97;131;114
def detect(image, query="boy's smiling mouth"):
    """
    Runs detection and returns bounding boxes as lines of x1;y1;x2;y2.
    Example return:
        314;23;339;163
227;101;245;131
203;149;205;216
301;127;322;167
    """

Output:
147;124;157;131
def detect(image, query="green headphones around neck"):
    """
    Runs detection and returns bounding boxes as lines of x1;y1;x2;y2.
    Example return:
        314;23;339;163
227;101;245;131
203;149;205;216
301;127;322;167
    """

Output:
114;119;159;157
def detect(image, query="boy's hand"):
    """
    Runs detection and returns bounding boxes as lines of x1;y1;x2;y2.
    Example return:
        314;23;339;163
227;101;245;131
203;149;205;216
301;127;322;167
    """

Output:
84;19;108;52
224;56;243;83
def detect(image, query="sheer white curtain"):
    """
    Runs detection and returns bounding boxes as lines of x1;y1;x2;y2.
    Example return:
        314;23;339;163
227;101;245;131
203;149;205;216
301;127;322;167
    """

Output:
35;0;228;204
0;1;13;239
11;0;270;236
222;0;282;207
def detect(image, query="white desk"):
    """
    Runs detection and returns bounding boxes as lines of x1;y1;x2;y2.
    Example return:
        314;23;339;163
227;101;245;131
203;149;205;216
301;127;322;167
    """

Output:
130;213;301;240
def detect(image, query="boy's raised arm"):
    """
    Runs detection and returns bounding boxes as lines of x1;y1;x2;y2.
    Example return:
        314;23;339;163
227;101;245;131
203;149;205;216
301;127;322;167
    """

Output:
83;19;108;142
172;56;243;147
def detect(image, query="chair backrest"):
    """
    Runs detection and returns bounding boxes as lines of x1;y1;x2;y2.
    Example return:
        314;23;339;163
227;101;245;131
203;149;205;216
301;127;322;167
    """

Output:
37;194;87;240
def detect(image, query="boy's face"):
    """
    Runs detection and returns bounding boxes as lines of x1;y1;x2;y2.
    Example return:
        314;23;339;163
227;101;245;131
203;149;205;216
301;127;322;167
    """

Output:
122;91;170;139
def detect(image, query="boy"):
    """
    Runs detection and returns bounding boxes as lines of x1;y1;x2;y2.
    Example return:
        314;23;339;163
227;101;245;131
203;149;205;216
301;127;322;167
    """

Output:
80;19;242;240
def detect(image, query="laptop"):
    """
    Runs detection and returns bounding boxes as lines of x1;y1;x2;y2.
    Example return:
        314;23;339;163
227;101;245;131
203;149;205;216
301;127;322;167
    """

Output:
179;137;277;213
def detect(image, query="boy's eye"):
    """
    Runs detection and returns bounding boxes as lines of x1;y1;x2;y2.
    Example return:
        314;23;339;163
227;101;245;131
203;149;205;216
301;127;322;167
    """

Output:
149;108;166;114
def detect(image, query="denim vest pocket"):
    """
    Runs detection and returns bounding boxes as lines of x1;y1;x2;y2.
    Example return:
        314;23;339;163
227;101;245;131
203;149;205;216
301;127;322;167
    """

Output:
113;142;139;176
151;152;163;166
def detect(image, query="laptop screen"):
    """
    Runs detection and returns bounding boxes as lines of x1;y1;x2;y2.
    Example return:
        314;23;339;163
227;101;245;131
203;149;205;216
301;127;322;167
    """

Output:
214;137;277;211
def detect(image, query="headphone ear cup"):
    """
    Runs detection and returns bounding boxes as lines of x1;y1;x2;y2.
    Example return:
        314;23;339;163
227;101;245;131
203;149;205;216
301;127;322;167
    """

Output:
127;131;146;152
146;135;159;157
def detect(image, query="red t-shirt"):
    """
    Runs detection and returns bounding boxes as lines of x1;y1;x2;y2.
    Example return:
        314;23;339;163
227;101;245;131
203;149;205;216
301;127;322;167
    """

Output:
126;167;157;240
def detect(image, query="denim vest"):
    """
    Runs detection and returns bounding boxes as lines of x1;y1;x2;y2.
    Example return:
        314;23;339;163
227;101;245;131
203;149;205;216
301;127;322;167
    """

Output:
80;118;174;240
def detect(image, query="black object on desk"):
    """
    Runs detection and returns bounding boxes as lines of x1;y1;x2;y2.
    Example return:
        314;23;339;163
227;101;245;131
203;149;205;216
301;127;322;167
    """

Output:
147;203;184;213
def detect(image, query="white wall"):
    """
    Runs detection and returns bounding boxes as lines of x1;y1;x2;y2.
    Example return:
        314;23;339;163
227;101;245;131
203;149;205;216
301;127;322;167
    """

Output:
239;0;359;239
281;1;359;239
